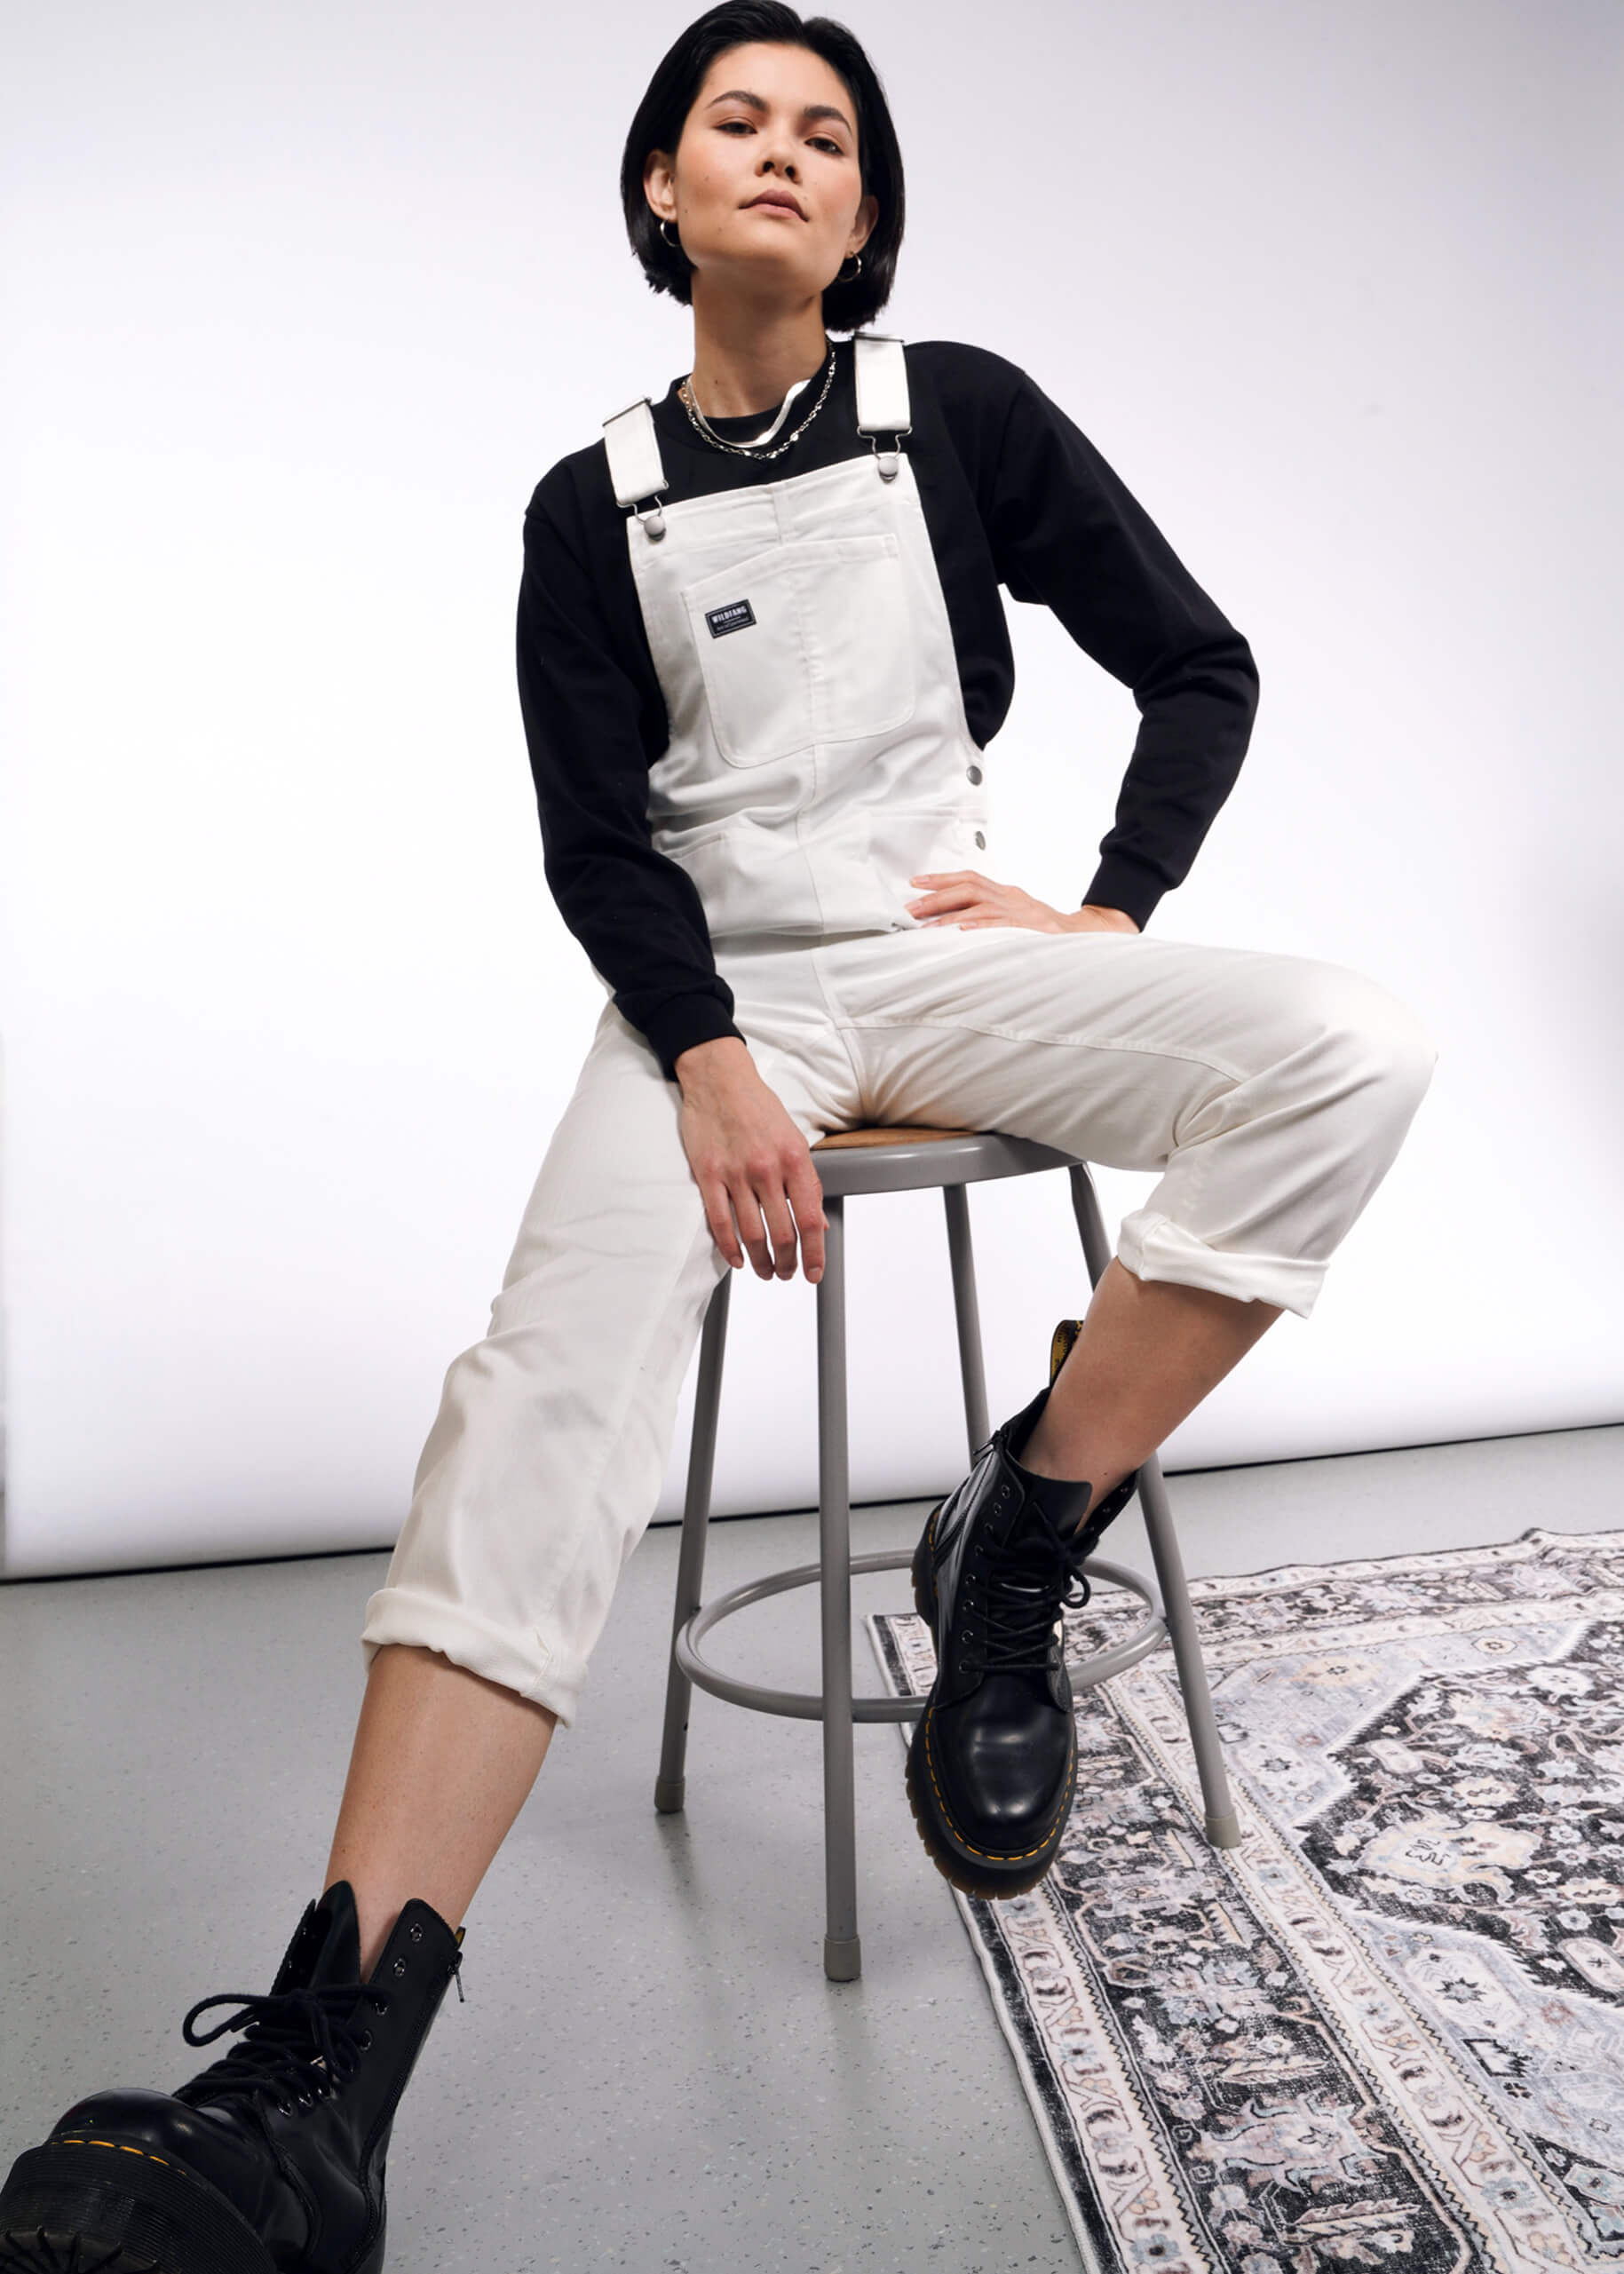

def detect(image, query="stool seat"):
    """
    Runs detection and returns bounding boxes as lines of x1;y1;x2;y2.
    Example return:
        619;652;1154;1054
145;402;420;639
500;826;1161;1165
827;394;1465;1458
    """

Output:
809;1125;1078;1197
812;1125;969;1146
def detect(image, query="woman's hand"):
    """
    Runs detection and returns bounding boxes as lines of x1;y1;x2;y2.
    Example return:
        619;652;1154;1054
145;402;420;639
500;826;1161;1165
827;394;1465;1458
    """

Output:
673;1036;827;1283
907;872;1142;934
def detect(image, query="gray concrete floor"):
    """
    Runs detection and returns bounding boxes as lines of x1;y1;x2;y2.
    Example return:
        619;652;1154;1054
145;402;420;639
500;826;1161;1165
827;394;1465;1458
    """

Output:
2;1423;1620;2273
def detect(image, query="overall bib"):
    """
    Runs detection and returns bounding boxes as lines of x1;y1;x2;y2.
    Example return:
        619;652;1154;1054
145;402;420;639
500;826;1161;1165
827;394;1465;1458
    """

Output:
357;339;1436;1723
600;334;989;936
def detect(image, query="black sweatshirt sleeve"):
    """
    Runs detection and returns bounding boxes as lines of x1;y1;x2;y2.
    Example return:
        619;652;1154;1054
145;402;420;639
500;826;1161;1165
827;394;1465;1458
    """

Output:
984;364;1260;927
516;478;745;1080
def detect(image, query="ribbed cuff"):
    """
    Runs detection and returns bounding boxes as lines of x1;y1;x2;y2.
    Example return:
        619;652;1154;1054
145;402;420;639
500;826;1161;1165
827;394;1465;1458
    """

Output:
1081;852;1168;931
638;991;747;1082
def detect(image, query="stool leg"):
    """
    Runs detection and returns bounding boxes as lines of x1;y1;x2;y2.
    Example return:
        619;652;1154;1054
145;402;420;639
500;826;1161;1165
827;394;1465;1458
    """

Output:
1066;1163;1241;1850
817;1195;861;1983
1066;1161;1113;1288
1137;1456;1242;1849
942;1184;990;1460
654;1272;732;1814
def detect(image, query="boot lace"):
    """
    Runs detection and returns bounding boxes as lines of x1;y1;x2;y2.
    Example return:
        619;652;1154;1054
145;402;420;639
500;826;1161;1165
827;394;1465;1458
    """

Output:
970;1512;1093;1677
175;1984;390;2113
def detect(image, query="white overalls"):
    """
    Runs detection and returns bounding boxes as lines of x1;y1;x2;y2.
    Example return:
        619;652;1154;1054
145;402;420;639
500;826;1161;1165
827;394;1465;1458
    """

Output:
360;337;1436;1724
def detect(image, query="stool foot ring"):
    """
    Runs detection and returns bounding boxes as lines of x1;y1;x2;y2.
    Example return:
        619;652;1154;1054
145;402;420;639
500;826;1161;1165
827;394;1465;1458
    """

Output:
823;1936;861;1983
654;1775;685;1815
675;1548;921;1722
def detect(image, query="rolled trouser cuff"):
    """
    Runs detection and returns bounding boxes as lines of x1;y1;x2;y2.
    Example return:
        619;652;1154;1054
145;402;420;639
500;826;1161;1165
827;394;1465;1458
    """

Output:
360;1585;587;1728
1117;1207;1327;1319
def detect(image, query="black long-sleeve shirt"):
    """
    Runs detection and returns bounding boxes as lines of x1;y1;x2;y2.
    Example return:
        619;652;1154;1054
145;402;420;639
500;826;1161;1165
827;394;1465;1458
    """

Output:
517;336;1259;1079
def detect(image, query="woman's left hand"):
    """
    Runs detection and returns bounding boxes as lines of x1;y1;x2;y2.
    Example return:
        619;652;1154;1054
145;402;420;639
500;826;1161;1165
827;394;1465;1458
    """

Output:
906;872;1141;934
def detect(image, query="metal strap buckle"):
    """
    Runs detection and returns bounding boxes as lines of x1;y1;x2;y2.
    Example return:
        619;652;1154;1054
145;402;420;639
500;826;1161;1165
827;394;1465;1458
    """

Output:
869;427;911;483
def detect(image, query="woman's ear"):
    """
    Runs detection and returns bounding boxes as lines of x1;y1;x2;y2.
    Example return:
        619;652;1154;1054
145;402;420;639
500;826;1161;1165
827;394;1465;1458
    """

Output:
644;149;676;226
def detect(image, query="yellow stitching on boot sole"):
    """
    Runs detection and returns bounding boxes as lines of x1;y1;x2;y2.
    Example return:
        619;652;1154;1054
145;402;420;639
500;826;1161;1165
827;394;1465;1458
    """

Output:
51;2137;178;2173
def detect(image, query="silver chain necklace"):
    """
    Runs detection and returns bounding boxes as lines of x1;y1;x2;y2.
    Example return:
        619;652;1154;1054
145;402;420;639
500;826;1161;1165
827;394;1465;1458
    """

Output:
677;344;837;461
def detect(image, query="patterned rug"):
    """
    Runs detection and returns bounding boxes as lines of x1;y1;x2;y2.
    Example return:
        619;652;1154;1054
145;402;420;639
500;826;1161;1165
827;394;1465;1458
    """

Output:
867;1525;1624;2274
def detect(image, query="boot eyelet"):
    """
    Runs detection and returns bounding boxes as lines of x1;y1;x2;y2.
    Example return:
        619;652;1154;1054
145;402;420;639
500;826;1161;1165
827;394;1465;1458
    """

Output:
408;1922;424;1943
358;2030;373;2051
369;1993;389;2014
392;1956;408;1977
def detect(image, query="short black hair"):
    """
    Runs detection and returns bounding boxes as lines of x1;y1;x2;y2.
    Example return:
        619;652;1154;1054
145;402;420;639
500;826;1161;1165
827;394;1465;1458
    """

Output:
620;1;905;334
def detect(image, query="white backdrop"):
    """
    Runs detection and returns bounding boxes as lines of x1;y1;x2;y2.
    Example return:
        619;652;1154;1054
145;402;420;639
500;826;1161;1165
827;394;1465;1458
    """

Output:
2;0;1620;1577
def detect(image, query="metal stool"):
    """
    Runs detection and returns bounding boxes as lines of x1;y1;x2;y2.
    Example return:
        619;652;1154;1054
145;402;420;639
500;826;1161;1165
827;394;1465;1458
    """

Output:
654;1128;1241;1982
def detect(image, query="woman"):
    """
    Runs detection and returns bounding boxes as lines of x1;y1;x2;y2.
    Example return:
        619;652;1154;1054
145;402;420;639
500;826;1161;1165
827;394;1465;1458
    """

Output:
0;6;1437;2268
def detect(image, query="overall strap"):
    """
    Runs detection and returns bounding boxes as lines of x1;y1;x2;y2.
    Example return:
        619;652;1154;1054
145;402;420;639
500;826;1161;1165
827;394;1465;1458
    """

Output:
602;397;669;538
852;333;911;481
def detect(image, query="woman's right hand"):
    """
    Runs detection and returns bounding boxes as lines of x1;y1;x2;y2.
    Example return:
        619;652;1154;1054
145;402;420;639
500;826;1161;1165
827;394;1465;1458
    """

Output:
674;1037;827;1284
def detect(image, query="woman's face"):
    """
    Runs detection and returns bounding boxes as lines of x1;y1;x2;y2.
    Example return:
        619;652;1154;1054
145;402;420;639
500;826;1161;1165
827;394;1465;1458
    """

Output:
646;41;878;309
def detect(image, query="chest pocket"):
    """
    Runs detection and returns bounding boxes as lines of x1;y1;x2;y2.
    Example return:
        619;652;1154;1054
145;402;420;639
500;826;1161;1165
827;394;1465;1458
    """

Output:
682;530;916;769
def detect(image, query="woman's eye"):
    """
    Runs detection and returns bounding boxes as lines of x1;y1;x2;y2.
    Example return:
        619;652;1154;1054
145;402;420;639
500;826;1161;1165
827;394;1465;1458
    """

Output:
716;120;845;157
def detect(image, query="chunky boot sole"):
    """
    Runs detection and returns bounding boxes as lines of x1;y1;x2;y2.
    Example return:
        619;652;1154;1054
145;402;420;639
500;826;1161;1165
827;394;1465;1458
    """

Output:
0;2140;279;2274
907;1503;1075;1901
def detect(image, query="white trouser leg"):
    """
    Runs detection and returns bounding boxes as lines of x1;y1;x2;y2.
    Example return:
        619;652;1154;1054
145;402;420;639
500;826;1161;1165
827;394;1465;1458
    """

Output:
813;925;1437;1318
360;1005;733;1724
359;971;847;1723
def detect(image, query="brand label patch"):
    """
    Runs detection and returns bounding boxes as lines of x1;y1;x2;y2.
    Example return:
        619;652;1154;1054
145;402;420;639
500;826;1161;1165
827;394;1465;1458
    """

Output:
705;598;757;638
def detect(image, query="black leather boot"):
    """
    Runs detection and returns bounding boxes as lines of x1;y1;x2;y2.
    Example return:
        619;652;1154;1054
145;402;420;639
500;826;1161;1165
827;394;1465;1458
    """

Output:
906;1322;1138;1899
0;1882;463;2274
